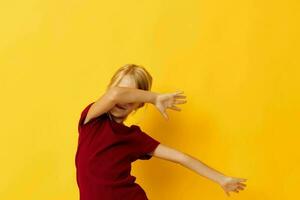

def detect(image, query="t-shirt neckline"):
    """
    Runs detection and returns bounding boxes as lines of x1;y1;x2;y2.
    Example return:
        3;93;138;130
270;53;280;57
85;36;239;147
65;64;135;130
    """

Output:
105;112;133;133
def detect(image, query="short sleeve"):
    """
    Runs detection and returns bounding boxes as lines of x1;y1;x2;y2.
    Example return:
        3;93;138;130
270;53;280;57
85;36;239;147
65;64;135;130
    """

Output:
135;128;160;160
77;101;98;132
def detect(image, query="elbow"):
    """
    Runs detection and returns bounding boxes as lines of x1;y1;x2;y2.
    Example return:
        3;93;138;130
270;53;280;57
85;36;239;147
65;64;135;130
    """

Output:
107;86;121;104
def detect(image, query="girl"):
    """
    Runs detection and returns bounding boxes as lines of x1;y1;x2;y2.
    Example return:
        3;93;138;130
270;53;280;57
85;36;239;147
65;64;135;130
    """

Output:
75;64;247;200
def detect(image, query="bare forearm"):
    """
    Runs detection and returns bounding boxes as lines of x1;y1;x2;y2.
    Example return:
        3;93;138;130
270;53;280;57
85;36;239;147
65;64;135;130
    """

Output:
112;86;158;105
180;153;227;185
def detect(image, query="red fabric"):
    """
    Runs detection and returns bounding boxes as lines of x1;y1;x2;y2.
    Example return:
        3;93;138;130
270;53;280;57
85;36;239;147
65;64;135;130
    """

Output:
75;102;160;200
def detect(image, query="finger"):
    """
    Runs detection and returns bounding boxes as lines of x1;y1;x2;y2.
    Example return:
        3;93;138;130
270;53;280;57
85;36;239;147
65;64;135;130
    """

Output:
165;114;169;120
238;178;247;182
175;96;186;100
173;91;184;96
174;94;186;99
237;185;244;190
162;111;168;120
169;105;181;111
233;178;246;184
157;108;166;119
238;182;247;187
174;99;187;104
174;92;185;96
226;191;230;197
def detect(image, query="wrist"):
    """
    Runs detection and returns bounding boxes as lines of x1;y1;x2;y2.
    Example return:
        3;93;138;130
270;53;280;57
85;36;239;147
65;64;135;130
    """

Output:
150;92;159;105
217;174;228;185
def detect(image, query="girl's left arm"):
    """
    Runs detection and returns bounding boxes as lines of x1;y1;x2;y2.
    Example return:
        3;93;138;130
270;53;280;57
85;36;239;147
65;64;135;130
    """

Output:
151;143;247;196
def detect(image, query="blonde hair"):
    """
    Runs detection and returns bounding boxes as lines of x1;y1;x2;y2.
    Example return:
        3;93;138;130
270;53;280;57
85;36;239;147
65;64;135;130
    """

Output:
107;64;153;110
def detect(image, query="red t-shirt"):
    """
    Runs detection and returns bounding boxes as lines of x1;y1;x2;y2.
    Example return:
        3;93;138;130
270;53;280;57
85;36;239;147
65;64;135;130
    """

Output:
75;102;160;200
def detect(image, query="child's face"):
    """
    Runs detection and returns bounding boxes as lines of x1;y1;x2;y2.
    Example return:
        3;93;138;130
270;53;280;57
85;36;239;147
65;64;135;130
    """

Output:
108;75;141;121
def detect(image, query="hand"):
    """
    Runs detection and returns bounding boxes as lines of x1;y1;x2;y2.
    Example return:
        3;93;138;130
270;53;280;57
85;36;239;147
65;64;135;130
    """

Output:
154;91;187;119
218;176;247;196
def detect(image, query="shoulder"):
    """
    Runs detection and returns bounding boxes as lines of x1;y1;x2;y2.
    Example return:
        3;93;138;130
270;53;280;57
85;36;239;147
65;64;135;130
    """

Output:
78;102;108;131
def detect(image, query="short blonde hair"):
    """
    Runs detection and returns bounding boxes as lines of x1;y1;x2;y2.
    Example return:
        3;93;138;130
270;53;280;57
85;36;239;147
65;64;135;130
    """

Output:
107;64;153;109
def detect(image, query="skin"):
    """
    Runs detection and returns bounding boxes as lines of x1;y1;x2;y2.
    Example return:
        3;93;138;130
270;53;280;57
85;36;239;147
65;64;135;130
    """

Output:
107;75;143;124
84;74;247;196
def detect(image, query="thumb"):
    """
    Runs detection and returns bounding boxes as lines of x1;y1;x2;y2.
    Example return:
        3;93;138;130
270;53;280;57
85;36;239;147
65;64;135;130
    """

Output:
174;90;184;95
156;106;169;120
223;188;230;197
161;110;169;120
226;191;230;197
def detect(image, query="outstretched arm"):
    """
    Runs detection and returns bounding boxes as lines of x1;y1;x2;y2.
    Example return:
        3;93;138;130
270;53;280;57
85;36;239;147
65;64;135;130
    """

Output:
151;144;247;196
84;86;187;124
112;86;158;105
113;86;187;119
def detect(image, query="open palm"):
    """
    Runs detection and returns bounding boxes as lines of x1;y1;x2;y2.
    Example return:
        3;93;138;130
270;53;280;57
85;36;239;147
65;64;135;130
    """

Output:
219;176;247;196
154;91;187;119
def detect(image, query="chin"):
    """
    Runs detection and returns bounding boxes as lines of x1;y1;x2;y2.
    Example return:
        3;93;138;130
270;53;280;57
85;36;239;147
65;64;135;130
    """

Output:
110;108;128;118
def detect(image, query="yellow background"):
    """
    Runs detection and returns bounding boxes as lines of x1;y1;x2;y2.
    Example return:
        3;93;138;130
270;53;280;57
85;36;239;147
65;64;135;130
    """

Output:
1;0;299;199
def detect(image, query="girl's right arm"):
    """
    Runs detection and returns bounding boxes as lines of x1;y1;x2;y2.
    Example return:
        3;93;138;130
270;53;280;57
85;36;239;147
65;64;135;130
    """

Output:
112;86;158;105
114;86;187;119
84;86;187;124
83;87;118;124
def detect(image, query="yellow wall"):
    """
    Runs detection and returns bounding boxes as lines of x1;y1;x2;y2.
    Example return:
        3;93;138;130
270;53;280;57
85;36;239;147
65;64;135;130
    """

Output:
1;0;299;199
